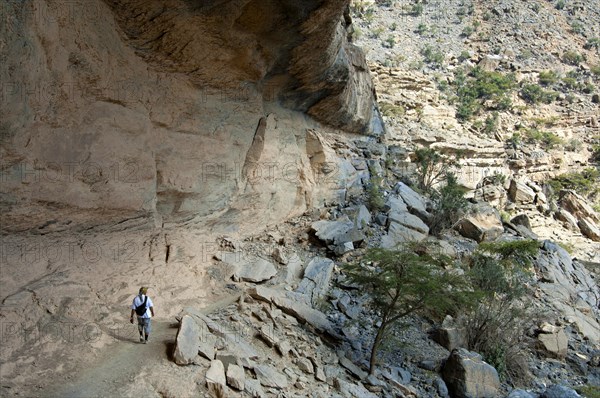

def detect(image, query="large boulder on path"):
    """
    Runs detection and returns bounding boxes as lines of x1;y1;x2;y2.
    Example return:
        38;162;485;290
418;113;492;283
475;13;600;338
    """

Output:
442;348;500;398
173;315;200;365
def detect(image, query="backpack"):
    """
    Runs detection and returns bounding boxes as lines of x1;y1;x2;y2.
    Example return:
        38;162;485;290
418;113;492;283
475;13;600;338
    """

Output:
135;295;148;316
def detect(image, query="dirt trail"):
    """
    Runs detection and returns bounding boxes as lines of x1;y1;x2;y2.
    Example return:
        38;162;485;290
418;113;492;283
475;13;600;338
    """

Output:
41;294;240;398
43;319;175;398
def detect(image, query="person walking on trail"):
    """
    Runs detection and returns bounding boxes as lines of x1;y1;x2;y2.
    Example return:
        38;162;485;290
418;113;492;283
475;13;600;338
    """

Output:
130;287;154;344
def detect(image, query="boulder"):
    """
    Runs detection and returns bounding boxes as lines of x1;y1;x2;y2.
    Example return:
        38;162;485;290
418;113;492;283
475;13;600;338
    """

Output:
384;195;408;213
508;180;536;204
312;217;354;244
540;385;581;398
507;389;536;398
381;221;427;248
296;257;335;300
388;211;430;235
173;315;200;365
578;218;600;241
249;286;340;338
333;378;379;398
556;209;580;231
206;360;227;390
339;355;368;380
258;324;279;347
226;364;245;391
431;326;468;351
232;257;277;283
190;311;260;360
510;214;531;230
254;364;288;389
393;182;431;221
474;184;507;208
442;348;500;398
296;357;314;374
559;191;599;222
537;328;568;358
244;378;266;398
455;203;503;242
353;205;372;229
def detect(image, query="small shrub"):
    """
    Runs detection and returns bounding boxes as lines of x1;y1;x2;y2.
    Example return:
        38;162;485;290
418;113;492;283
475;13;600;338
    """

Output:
570;21;584;35
461;26;475;38
367;176;385;211
458;50;471;62
372;26;385;38
524;129;563;149
520;84;558;104
421;45;445;67
565;138;583;152
429;173;469;235
379;102;406;117
383;35;396;48
562;76;579;90
507;133;521;148
413;147;460;192
576;385;600;398
483;112;499;135
585;38;600;50
416;23;428;35
548;168;600;198
563;51;584;66
592;65;600;77
538;70;559;86
410;3;423;16
390;22;398;31
555;0;565;10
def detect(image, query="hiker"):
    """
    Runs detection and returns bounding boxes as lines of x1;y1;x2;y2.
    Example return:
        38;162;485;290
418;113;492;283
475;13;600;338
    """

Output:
130;287;154;344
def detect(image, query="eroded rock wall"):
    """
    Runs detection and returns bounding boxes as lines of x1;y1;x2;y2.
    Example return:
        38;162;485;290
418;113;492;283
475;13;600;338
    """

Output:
0;0;379;232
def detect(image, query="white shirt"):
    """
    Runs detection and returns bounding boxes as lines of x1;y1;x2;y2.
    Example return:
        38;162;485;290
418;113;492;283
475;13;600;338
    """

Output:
131;294;154;318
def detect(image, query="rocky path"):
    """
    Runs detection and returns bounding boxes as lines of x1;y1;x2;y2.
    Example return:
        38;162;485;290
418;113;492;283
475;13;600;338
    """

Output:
43;319;175;398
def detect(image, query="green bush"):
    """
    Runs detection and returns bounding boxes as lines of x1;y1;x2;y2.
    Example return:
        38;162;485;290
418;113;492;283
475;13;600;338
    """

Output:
416;23;428;35
576;385;600;398
592;65;600;77
523;128;563;149
410;3;423;16
520;84;558;104
429;173;469;235
483;112;499;135
458;50;471;62
563;51;584;66
413;147;460;192
570;21;584;35
453;67;515;120
548;168;600;198
367;176;385;211
538;70;559;86
461;240;540;382
555;0;565;10
421;45;445;67
585;38;600;50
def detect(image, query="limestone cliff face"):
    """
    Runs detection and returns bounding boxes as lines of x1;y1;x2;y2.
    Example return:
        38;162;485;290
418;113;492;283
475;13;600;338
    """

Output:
0;0;379;231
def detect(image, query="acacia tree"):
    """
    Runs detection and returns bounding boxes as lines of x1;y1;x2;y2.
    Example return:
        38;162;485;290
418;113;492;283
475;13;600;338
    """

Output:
413;147;461;192
344;243;474;375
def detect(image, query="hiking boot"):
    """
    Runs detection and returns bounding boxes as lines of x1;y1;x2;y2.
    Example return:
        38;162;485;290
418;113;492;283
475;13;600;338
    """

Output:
144;339;148;344
139;336;144;343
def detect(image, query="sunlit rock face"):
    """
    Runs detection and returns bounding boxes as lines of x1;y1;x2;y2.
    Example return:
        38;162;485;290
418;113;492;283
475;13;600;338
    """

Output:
1;0;379;230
